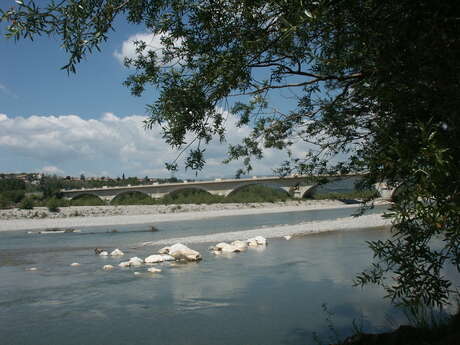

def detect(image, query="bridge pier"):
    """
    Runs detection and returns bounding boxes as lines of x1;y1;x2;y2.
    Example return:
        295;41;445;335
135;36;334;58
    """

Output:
209;190;232;197
101;195;116;203
149;192;168;199
374;182;395;201
288;185;315;199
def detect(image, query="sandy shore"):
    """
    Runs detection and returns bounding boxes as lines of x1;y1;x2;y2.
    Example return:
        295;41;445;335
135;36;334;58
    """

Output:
0;199;390;232
141;213;391;246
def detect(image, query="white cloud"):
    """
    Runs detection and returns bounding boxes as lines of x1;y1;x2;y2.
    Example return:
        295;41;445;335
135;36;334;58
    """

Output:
41;166;64;175
113;32;182;65
0;112;311;178
0;83;18;99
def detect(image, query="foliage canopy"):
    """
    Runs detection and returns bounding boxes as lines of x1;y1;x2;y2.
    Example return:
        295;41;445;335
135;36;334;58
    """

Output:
2;0;459;308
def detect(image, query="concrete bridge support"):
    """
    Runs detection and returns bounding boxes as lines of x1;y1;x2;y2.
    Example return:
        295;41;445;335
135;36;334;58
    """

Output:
374;182;395;201
149;192;167;199
289;185;315;199
100;195;116;203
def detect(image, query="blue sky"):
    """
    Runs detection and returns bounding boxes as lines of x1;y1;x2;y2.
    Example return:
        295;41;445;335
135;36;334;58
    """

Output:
1;18;151;118
0;12;309;179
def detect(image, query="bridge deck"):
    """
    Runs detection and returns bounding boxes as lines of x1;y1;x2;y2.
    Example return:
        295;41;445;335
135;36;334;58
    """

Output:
60;174;360;194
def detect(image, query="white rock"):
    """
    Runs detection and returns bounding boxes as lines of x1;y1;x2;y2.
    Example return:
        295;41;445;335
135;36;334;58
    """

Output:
254;236;267;245
145;254;176;263
26;267;37;271
128;257;143;266
103;265;114;270
134;272;141;275
183;252;201;261
213;242;243;253
284;235;292;240
247;239;259;247
167;243;202;261
219;243;240;253
247;236;267;246
144;254;164;263
231;240;248;251
99;251;109;256
158;246;170;254
161;254;176;261
147;267;162;273
110;248;124;256
70;262;80;267
222;246;239;254
215;242;229;250
118;261;131;268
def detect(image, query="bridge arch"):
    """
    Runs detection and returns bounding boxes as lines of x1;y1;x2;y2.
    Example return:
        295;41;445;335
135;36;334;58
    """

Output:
160;187;217;203
110;191;152;205
305;177;381;200
297;185;319;199
303;177;353;197
225;182;291;198
69;193;106;205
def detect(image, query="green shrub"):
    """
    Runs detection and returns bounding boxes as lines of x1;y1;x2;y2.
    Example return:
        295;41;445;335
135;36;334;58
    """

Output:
225;185;291;203
47;198;60;212
1;190;25;203
111;192;154;205
0;196;10;209
70;195;105;206
0;178;26;192
160;189;223;205
19;197;34;210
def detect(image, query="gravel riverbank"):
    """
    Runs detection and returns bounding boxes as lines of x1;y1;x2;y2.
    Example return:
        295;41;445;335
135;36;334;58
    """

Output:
141;213;392;246
0;199;390;232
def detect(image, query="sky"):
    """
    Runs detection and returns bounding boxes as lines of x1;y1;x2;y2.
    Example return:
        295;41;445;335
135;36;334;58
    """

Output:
0;7;309;179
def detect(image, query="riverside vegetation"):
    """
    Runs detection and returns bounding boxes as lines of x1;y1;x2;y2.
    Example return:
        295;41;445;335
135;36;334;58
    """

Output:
317;304;460;345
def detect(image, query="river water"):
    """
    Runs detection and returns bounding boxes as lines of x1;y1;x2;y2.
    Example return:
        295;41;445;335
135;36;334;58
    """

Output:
0;205;411;345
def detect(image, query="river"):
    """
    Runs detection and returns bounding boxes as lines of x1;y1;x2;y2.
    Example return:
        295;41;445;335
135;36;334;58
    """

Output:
0;205;410;345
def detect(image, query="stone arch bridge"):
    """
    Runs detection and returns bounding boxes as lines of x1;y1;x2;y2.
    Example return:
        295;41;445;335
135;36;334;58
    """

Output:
61;175;395;203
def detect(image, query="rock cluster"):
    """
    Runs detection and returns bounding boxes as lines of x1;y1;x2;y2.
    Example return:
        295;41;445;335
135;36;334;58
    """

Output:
113;243;201;272
158;243;202;261
95;248;124;257
211;236;267;255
